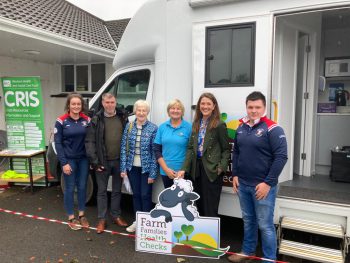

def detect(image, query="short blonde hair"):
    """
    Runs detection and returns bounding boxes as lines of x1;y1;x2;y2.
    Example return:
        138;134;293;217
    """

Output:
167;99;185;117
133;100;150;114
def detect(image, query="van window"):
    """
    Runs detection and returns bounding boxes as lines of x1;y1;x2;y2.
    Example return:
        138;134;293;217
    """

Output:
205;23;255;87
91;69;151;114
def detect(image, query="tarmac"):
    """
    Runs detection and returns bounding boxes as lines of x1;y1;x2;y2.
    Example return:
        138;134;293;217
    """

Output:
2;185;342;263
0;185;244;263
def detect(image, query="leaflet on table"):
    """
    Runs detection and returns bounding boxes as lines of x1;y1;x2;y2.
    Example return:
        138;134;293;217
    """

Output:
0;149;43;156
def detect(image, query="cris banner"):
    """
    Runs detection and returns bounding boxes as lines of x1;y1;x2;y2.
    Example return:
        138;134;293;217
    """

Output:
1;76;46;176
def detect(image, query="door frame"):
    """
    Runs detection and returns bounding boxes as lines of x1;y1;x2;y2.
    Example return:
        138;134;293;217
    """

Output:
271;11;321;180
294;33;310;176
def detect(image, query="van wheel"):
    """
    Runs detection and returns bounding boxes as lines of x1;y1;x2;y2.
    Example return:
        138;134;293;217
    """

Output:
60;172;96;205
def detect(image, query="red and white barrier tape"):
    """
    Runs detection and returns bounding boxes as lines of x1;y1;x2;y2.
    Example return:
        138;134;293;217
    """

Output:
0;207;288;263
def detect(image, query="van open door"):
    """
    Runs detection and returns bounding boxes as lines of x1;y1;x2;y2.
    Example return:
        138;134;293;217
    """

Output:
272;12;321;182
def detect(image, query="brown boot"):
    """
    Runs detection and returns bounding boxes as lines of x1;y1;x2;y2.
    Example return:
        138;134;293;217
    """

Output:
227;252;255;262
113;217;128;227
96;219;106;234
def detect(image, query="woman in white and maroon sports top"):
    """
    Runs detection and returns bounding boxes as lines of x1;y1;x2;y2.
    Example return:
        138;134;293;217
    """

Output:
54;93;90;230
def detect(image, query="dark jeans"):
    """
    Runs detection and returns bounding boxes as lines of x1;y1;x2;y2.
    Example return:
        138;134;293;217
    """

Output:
63;158;89;216
161;175;174;189
128;166;153;217
193;159;222;217
95;159;122;219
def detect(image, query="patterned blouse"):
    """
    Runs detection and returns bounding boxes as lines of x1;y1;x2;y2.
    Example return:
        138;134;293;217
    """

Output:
197;118;208;158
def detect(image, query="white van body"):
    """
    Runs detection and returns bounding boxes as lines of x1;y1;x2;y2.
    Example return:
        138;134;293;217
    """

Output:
89;0;350;243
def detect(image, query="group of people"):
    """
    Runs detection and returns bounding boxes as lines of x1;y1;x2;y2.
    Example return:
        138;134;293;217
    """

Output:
54;91;287;262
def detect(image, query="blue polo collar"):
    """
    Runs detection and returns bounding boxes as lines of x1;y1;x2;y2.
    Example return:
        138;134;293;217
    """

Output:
166;119;184;129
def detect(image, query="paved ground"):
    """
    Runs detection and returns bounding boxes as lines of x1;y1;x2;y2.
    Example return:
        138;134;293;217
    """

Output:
1;185;347;263
0;185;244;263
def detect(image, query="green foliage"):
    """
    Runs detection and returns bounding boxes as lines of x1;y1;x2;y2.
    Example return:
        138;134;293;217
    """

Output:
181;224;194;236
181;224;194;241
174;231;183;242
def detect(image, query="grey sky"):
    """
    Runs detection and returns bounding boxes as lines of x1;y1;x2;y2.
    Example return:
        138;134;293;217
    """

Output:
66;0;148;20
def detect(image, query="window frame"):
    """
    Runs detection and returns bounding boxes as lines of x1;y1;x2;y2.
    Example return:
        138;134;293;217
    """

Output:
90;69;152;115
61;63;106;92
205;22;256;88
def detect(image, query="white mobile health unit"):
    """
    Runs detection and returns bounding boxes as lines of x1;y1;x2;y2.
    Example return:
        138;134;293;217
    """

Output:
88;1;350;261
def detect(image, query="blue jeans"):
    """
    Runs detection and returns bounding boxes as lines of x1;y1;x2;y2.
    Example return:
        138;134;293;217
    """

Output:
63;158;89;216
238;183;277;261
128;166;153;216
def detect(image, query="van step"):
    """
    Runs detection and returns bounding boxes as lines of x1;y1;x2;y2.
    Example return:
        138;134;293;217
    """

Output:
281;216;344;238
279;239;344;263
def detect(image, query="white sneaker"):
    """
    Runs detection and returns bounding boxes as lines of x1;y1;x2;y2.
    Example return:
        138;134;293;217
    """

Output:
126;221;136;233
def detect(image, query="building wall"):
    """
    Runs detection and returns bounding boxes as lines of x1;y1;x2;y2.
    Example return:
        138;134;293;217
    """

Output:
106;63;114;78
0;57;114;145
0;55;64;144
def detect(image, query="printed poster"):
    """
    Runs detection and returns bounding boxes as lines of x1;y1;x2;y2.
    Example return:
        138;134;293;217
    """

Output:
221;112;245;187
1;76;46;176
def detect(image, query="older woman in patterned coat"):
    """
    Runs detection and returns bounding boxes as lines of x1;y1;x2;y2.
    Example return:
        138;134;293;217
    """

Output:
120;100;158;232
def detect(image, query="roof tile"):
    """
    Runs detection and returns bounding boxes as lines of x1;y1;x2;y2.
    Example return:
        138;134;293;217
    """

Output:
0;0;130;51
105;18;130;47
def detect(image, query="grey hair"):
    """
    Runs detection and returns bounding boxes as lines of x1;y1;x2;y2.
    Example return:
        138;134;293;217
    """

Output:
133;100;150;114
102;93;116;101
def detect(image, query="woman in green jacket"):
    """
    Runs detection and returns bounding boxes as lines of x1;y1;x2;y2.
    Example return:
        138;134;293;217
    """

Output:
178;92;230;217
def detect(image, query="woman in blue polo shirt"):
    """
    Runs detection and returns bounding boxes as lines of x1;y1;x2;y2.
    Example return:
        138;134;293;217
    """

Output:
154;99;192;188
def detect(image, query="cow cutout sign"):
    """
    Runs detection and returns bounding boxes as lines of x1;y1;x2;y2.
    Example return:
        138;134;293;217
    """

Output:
136;178;229;259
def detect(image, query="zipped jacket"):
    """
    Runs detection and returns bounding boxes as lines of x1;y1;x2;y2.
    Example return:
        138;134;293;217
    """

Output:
85;108;128;168
54;112;90;166
232;116;288;187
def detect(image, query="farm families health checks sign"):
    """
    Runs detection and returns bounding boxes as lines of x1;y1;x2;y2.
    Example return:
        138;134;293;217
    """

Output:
136;178;229;259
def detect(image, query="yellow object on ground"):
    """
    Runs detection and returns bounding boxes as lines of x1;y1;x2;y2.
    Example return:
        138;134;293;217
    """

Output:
2;170;29;179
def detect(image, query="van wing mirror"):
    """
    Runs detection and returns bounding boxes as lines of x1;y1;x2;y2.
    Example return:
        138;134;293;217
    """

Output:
125;105;134;115
88;108;96;118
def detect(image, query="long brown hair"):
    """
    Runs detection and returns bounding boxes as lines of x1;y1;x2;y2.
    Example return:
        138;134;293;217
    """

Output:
192;92;221;133
64;92;85;113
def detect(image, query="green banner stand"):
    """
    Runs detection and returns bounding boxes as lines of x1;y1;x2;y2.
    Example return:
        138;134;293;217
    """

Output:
1;76;46;182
